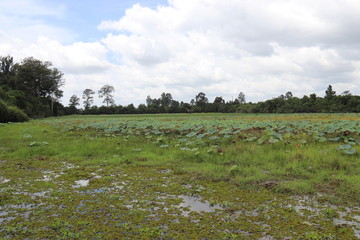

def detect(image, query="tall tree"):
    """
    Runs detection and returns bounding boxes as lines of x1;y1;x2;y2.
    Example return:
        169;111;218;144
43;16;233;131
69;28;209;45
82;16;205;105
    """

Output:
98;85;115;106
237;92;246;104
160;92;173;107
69;95;80;108
325;85;336;99
13;57;64;99
146;95;153;106
0;56;15;86
195;92;208;112
83;89;95;109
195;92;208;105
213;96;225;104
285;91;293;100
1;56;64;117
341;90;351;96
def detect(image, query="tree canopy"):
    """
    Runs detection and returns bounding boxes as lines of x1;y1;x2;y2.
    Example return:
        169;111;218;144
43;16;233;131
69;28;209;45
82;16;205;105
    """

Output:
98;85;115;106
0;55;64;119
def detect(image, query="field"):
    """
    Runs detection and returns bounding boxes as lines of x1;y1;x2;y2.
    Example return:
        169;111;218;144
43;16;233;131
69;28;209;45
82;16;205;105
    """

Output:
0;113;359;239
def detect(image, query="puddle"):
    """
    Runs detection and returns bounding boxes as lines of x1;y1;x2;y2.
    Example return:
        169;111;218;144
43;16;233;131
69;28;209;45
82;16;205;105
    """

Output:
0;177;10;184
84;188;107;194
0;203;41;224
179;195;223;216
158;169;172;174
30;191;48;198
2;203;36;210
38;171;56;182
333;212;360;238
62;162;77;169
73;179;89;188
288;196;360;239
111;182;126;190
0;215;15;223
90;172;102;179
334;220;360;238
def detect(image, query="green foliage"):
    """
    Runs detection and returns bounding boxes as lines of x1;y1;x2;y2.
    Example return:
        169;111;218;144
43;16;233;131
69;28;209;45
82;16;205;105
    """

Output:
276;180;315;194
0;113;359;239
98;85;115;106
0;99;29;123
1;55;65;117
13;57;64;98
82;89;95;110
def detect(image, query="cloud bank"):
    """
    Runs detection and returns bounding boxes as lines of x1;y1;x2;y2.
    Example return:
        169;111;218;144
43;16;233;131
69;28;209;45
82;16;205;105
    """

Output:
1;0;360;106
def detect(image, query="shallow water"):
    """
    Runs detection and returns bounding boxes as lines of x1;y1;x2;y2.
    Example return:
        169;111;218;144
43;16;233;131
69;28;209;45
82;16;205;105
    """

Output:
288;196;360;238
1;164;359;239
0;177;10;184
179;195;223;215
73;179;89;188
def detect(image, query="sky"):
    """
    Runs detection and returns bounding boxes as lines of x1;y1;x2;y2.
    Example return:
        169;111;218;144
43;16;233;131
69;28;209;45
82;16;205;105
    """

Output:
1;0;360;107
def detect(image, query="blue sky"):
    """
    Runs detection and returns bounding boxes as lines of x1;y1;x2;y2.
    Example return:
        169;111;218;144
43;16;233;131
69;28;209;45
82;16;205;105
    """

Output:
1;0;360;107
48;0;168;42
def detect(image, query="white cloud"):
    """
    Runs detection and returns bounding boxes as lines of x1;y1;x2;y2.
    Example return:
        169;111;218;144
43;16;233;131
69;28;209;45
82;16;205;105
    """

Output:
0;0;71;42
97;0;360;103
1;0;360;106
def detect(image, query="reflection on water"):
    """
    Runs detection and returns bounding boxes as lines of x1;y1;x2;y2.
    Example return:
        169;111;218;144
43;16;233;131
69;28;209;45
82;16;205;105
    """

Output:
73;179;89;188
179;195;223;216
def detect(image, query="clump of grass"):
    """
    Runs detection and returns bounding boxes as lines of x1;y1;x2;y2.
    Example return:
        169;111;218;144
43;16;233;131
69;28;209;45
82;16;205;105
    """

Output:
275;180;315;195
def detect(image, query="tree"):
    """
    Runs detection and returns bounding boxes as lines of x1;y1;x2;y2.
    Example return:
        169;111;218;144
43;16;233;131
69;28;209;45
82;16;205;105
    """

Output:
69;95;80;108
160;92;173;107
285;91;293;100
0;56;15;86
310;93;317;101
98;85;115;106
278;94;285;100
66;94;80;115
213;96;225;112
1;56;65;117
83;89;95;109
146;95;153;106
237;92;246;104
341;90;351;96
13;57;64;99
213;96;225;104
194;92;208;112
325;85;336;99
195;92;208;106
137;104;147;113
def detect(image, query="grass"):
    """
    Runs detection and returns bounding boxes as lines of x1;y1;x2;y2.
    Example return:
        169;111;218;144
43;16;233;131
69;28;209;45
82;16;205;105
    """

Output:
0;113;359;239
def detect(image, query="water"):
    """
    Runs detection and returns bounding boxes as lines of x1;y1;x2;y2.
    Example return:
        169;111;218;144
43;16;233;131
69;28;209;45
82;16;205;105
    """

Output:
73;179;90;188
288;196;360;238
179;195;223;216
0;177;10;184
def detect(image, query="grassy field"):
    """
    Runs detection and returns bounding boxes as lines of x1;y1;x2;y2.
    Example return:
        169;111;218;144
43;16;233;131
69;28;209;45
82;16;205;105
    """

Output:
0;113;359;239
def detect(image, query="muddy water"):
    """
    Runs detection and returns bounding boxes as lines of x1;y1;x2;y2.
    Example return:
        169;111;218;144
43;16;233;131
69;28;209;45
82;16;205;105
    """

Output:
179;195;223;216
0;164;359;239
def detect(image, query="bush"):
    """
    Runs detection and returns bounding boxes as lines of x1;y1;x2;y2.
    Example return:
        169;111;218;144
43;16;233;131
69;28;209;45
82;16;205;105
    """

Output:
0;99;29;123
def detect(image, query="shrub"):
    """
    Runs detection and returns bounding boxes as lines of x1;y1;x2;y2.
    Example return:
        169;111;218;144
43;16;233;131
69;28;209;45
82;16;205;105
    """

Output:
0;99;29;123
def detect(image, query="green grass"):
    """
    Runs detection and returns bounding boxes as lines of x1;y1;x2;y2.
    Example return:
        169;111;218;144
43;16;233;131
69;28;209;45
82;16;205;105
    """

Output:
0;113;359;239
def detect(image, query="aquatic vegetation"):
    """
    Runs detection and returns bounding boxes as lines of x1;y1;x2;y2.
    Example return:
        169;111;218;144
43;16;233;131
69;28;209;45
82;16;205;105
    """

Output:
0;113;359;239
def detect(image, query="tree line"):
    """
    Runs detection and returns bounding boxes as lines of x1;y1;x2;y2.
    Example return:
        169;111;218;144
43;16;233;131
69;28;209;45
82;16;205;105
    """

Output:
64;86;360;115
1;55;360;122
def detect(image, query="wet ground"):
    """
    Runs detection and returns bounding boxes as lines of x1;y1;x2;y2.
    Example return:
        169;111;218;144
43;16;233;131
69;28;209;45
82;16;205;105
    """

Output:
0;161;359;239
